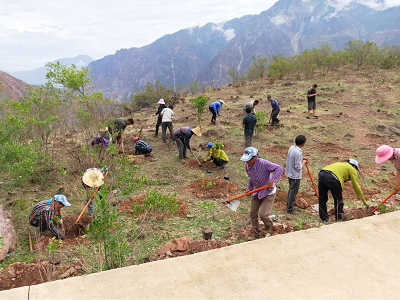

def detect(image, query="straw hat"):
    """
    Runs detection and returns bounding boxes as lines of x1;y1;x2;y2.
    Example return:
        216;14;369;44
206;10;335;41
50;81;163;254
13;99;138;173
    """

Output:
82;168;104;187
191;127;201;136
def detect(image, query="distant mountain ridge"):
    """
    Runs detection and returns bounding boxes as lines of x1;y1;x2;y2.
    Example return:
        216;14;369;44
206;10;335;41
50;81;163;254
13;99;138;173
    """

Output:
86;0;399;101
12;55;94;86
0;71;27;101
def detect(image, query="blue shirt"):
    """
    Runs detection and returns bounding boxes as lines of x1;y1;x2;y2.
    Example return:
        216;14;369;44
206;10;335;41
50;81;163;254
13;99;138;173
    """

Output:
285;145;303;179
209;102;221;114
270;98;279;109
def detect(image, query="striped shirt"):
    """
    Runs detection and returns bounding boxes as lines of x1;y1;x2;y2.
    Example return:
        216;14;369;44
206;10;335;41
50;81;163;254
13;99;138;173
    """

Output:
29;199;62;237
246;157;283;199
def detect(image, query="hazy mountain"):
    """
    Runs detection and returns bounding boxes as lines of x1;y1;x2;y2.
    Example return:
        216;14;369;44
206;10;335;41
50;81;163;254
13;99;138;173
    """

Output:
0;71;28;101
12;55;94;86
89;0;400;101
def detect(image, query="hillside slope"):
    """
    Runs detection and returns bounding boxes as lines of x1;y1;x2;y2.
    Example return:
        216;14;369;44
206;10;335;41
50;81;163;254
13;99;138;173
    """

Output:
0;71;28;101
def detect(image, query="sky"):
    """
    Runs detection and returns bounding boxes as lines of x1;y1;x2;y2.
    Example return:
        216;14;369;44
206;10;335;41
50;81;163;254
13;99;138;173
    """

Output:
1;0;399;73
0;0;278;72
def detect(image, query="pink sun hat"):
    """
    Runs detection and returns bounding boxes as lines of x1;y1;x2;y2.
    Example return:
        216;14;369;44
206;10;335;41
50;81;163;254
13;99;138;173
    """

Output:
375;145;394;164
158;99;165;105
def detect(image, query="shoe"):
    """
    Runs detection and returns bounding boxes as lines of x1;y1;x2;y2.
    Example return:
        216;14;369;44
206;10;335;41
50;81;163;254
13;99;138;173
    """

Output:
306;116;310;119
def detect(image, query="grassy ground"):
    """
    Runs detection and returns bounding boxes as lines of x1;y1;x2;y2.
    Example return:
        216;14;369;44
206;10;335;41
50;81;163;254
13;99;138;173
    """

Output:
1;67;399;278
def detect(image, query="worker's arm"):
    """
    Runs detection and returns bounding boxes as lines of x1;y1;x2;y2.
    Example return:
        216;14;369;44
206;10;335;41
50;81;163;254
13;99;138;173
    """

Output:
46;211;64;240
350;169;365;201
185;131;191;150
265;161;284;184
394;171;400;186
294;152;303;170
204;149;212;162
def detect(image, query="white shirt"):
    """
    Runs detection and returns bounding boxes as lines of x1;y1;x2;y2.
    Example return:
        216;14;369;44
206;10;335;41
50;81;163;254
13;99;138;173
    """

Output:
285;145;303;179
161;108;174;122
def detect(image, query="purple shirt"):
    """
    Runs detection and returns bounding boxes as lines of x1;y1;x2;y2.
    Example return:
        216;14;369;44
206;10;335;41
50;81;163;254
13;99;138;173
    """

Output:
246;157;283;199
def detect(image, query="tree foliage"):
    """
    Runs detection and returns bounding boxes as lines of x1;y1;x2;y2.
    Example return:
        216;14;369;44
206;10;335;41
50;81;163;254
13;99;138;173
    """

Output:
189;95;209;126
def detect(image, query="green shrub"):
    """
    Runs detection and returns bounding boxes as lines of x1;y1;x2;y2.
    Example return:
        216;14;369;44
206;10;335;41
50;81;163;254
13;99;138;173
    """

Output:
131;191;179;215
189;95;209;126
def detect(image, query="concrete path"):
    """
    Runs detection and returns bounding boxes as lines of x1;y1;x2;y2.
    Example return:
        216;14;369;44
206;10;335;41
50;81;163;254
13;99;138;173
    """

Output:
3;211;400;299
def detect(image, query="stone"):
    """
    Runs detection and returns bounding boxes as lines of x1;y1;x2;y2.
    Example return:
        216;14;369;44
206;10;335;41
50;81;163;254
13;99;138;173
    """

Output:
295;198;309;209
0;205;18;261
60;267;76;279
380;166;388;171
156;237;191;255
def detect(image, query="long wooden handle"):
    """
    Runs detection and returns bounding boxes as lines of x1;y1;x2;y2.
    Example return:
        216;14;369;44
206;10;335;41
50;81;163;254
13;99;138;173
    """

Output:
227;184;270;203
76;171;109;222
372;185;400;213
306;163;319;198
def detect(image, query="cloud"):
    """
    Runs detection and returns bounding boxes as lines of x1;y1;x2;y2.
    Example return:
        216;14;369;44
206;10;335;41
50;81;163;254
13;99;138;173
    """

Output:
270;15;291;26
211;22;236;40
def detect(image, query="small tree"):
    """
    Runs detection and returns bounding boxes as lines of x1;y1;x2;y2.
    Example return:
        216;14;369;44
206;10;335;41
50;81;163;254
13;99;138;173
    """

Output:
189;95;209;127
345;40;377;70
226;68;241;86
247;55;268;80
187;80;202;94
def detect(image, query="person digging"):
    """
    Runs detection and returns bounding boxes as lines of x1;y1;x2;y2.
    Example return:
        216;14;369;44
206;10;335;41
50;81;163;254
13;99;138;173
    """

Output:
173;126;201;162
134;137;152;157
241;147;283;239
243;99;259;116
203;142;229;169
267;95;280;126
82;168;105;216
318;159;367;222
155;99;167;137
108;117;134;153
209;99;225;125
375;145;400;186
29;194;71;240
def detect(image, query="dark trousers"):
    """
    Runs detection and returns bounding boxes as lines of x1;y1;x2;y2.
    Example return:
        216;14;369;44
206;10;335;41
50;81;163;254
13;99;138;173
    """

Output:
135;147;152;155
245;134;253;147
318;170;343;221
271;108;280;125
286;178;301;212
161;122;174;143
30;217;47;232
209;106;217;124
212;157;228;167
175;137;187;159
155;117;162;136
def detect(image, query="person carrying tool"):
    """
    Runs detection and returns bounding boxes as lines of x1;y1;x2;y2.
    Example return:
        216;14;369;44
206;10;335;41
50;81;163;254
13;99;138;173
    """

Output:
285;135;309;213
29;195;71;240
155;99;167;137
173;126;201;161
134;137;152;156
160;104;175;143
209;99;225;125
243;99;259;116
203;142;229;168
108;118;134;153
306;84;318;119
242;107;257;147
241;147;283;239
267;95;280;126
318;159;367;222
82;168;104;216
375;145;400;185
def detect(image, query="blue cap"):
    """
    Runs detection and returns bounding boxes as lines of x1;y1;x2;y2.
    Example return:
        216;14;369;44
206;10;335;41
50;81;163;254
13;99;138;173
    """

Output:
205;142;214;148
54;195;71;207
240;147;258;162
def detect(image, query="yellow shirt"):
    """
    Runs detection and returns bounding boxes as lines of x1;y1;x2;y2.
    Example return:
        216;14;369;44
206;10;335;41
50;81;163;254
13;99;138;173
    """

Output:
205;148;229;162
323;162;364;200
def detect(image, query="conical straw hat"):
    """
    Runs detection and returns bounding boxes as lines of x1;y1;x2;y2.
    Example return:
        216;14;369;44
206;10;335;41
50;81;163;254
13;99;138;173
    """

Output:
82;168;104;187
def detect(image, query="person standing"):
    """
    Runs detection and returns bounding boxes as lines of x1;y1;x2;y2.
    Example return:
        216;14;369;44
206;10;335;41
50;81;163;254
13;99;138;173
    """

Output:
307;84;318;119
134;137;152;156
29;195;71;240
173;126;201;161
375;145;400;185
267;95;280;126
285;135;309;213
155;99;167;137
160;105;175;143
209;99;225;125
243;99;259;116
241;147;283;238
318;159;366;222
82;168;104;216
242;107;257;147
203;142;229;168
108;118;134;153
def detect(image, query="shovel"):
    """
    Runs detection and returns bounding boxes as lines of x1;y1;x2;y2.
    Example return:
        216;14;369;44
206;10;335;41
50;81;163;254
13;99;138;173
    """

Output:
372;184;400;213
191;151;202;167
225;184;271;212
305;163;319;198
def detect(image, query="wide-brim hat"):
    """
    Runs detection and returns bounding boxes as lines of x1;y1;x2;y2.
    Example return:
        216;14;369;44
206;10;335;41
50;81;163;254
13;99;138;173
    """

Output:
158;99;165;104
82;168;104;187
191;127;201;136
375;145;394;164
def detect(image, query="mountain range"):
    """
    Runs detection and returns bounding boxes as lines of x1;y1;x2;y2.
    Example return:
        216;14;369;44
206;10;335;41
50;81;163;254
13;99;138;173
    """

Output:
88;0;400;101
0;71;27;101
11;55;94;86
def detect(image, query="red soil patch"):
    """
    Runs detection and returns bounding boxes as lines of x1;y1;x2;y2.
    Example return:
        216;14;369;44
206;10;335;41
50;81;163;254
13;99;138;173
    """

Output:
118;195;187;217
274;190;318;211
0;260;83;291
342;182;379;201
259;145;288;158
185;178;239;199
314;142;351;157
185;159;216;170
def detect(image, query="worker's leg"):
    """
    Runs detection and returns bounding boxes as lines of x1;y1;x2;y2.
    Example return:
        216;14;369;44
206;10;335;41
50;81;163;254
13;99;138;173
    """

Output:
167;122;174;140
212;157;226;167
328;179;343;221
287;178;301;213
209;106;216;124
258;193;275;229
87;199;94;216
250;195;262;236
313;102;318;118
318;171;330;222
161;122;167;143
271;108;280;125
245;134;252;147
155;117;162;136
175;138;184;159
183;144;187;159
307;102;313;118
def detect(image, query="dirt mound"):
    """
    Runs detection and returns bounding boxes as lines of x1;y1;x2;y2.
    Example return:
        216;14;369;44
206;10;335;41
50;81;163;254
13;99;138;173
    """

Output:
342;207;376;221
150;237;232;261
0;260;82;291
118;195;187;217
202;130;220;138
274;191;317;210
185;159;216;170
185;178;239;198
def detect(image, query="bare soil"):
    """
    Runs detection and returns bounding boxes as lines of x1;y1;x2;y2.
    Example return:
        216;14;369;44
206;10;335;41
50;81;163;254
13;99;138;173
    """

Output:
185;178;239;199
